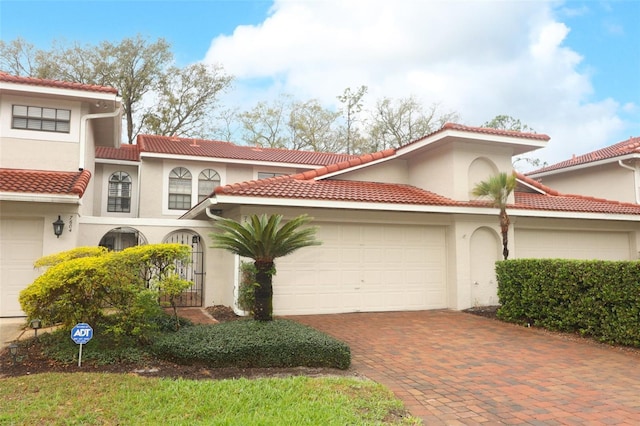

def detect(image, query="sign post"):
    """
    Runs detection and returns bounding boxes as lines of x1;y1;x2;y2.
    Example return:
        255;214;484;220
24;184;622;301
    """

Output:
71;323;93;367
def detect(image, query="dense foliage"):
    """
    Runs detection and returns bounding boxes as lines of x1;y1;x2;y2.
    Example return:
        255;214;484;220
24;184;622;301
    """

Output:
211;214;321;321
151;319;351;369
19;244;192;339
496;259;640;347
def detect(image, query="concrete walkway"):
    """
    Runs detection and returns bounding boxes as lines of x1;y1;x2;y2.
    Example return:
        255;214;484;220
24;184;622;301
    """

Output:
0;317;27;350
290;310;640;425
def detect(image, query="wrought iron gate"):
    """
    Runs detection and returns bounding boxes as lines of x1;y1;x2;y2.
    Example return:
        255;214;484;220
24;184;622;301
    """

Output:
162;230;205;307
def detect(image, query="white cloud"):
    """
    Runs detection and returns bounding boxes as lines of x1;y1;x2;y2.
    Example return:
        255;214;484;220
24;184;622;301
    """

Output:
203;0;631;164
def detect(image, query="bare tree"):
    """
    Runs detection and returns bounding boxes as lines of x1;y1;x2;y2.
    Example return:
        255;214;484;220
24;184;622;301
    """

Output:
337;85;368;154
368;97;460;150
141;63;232;138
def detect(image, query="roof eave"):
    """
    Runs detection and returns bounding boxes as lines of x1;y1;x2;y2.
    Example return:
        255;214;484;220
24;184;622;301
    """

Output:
0;192;82;204
529;153;640;178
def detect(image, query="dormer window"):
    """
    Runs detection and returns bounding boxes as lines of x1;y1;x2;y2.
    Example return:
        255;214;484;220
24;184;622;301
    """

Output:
107;172;132;213
12;105;71;133
169;167;192;210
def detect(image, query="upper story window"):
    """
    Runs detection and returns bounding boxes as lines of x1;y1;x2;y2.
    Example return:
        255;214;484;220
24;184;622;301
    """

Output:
12;105;71;133
169;167;192;210
198;169;221;203
258;172;287;179
107;172;132;213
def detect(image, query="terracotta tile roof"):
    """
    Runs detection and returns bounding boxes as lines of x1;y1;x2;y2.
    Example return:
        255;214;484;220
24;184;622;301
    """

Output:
217;177;465;206
404;122;551;148
0;72;118;94
530;136;640;174
136;134;357;166
513;192;640;215
0;168;92;197
96;145;141;161
212;168;640;216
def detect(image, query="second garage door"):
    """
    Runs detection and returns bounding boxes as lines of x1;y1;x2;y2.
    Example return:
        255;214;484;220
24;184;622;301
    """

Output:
273;222;447;315
515;229;631;260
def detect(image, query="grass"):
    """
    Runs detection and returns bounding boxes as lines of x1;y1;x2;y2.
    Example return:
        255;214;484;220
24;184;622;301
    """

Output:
0;373;420;425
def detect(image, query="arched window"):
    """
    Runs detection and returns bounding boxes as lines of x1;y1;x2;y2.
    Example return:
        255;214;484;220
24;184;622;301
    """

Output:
107;171;131;212
169;167;192;210
198;169;221;202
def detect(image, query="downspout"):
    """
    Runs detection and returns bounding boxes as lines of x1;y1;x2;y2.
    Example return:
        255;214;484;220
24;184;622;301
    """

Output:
618;160;639;204
79;106;122;171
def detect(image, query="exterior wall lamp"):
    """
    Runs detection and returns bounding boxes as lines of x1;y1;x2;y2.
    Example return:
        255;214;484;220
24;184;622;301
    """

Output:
52;215;65;238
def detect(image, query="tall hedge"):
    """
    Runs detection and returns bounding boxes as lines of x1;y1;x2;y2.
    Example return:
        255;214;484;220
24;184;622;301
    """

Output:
496;259;640;347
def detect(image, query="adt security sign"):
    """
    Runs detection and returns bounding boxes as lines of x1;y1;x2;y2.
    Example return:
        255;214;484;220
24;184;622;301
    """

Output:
71;323;93;344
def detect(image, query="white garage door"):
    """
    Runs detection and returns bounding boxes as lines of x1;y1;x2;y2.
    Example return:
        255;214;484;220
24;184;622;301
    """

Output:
515;229;631;260
0;218;44;317
273;223;447;315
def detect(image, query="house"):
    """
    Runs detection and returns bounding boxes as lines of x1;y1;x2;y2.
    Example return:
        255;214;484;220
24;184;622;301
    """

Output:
528;136;640;204
2;72;640;318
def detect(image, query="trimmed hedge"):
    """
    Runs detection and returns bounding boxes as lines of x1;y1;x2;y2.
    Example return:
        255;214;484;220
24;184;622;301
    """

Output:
151;319;351;369
496;259;640;347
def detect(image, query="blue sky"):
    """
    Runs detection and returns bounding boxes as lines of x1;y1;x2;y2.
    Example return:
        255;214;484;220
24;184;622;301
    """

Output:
1;0;639;165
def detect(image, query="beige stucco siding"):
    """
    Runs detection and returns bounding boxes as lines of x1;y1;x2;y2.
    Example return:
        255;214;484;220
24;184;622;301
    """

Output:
535;163;636;204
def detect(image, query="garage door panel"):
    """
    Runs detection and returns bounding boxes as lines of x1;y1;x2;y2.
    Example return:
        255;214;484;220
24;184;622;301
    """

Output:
516;230;631;260
274;222;447;315
1;218;44;317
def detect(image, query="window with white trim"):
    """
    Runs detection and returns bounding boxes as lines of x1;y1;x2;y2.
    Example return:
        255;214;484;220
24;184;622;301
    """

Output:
258;172;287;179
107;172;132;213
198;169;221;202
169;167;192;210
12;105;71;133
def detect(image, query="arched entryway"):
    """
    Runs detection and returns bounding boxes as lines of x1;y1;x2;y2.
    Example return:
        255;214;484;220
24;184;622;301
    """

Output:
99;227;148;251
469;227;501;306
162;230;205;307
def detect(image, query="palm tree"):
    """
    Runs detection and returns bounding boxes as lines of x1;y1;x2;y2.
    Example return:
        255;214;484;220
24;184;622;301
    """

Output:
472;172;517;260
210;214;321;321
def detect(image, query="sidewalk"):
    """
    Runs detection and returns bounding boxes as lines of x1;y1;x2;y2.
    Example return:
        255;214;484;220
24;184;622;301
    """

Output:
0;317;27;350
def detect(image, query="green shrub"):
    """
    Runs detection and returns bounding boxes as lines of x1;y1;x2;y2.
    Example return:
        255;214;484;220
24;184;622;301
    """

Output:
238;261;257;314
20;244;193;342
496;259;640;347
151;319;351;369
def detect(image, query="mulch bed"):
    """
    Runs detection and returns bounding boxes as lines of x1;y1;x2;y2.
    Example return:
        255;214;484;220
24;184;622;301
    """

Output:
0;306;356;380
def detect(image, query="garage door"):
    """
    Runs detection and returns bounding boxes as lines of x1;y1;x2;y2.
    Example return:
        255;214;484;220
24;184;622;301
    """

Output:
273;223;447;315
0;218;44;317
515;230;631;260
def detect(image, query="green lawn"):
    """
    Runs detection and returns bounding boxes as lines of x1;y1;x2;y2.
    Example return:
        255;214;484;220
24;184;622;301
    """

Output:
0;373;420;425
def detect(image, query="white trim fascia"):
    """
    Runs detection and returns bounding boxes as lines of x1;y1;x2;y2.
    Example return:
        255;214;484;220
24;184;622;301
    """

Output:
139;152;324;169
516;178;548;195
529;153;640;178
0;192;81;204
211;195;492;215
315;155;397;180
397;128;547;157
95;159;140;166
197;195;640;222
79;215;212;227
0;81;118;102
509;209;640;222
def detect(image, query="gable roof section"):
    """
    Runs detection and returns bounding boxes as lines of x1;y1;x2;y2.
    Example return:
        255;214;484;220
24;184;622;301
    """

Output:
431;123;550;142
217;178;465;206
0;168;92;197
135;134;358;166
530;136;640;175
204;164;640;217
0;72;118;94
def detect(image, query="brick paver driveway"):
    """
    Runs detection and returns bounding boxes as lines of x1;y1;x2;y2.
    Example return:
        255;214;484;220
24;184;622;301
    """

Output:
290;310;640;425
